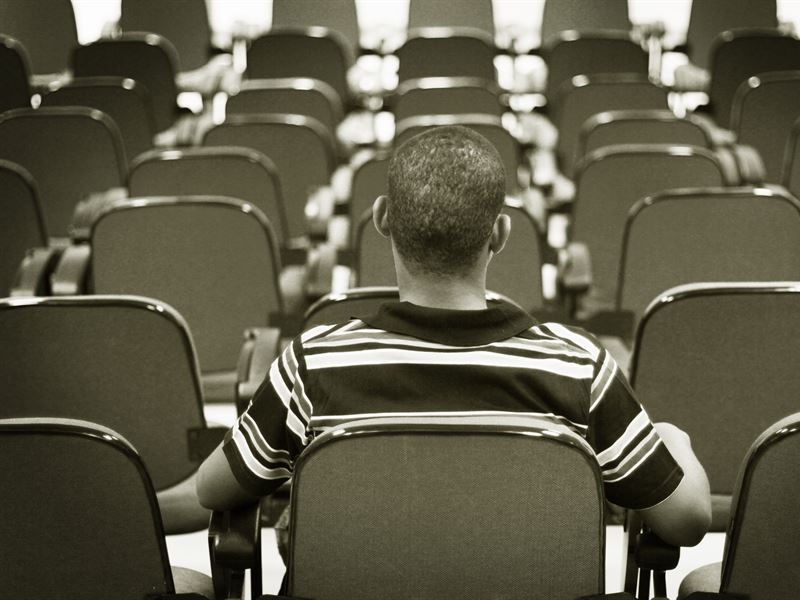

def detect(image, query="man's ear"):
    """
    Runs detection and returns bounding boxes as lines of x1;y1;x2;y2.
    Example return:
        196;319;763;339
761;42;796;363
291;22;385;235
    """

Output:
372;195;391;238
489;212;511;256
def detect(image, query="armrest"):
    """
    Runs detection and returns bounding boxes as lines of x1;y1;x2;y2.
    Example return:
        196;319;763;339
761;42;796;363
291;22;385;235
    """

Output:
558;242;592;293
305;185;336;240
577;594;637;600
11;246;63;297
236;327;280;414
209;503;262;600
729;144;766;185
70;187;128;242
305;242;336;300
50;244;91;295
623;511;680;600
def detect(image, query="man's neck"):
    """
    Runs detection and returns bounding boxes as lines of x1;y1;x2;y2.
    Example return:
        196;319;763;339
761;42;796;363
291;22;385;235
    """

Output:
397;273;488;310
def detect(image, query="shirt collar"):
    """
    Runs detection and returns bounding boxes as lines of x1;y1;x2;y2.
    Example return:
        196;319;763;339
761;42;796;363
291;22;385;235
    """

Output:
360;300;537;346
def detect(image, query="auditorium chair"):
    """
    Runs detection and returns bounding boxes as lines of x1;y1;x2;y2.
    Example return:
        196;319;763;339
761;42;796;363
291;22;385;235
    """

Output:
0;34;32;113
0;417;233;598
630;282;800;531
617;186;800;324
678;412;800;599
391;76;505;121
271;0;361;55
0;295;231;534
0;107;127;240
0;160;46;297
539;0;631;48
41;76;157;165
781;115;800;197
407;0;494;39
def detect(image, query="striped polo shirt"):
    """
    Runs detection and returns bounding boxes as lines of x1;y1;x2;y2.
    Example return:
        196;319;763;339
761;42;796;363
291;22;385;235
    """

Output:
223;301;683;509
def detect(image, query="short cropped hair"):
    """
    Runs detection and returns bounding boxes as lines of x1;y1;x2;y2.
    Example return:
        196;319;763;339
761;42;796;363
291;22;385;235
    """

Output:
387;125;506;277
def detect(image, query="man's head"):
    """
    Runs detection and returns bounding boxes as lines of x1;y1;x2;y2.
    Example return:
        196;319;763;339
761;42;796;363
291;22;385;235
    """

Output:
375;125;507;278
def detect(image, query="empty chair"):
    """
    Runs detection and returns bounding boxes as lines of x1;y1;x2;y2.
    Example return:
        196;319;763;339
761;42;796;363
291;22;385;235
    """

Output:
631;282;800;530
569;145;728;314
41;77;157;164
544;32;649;104
553;75;669;178
348;150;391;234
0;34;31;113
673;0;777;91
392;76;505;121
540;0;630;47
72;33;182;134
782;116;800;196
271;0;360;53
395;114;522;194
0;417;215;598
396;29;497;85
0;295;230;534
0;107;126;238
730;70;800;182
203;114;338;243
0;161;46;296
618;186;800;322
707;28;800;129
284;415;604;599
678;412;800;599
407;0;494;37
246;29;353;106
354;200;545;311
0;0;77;82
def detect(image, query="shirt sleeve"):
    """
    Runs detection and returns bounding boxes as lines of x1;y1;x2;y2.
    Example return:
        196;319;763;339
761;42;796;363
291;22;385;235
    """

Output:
221;335;313;497
586;342;684;510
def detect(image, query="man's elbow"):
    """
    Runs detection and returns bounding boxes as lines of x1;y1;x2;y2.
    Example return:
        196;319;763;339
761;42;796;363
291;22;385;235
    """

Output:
657;502;711;547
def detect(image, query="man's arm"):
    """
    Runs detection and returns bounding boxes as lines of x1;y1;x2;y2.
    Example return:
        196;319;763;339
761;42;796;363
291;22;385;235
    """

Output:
196;442;261;510
637;422;711;547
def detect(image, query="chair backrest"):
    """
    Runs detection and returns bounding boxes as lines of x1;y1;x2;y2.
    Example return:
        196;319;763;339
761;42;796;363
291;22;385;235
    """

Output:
720;412;800;599
730;70;800;183
630;282;800;497
349;150;391;234
618;186;800;321
203;114;336;242
392;76;504;121
120;0;212;71
0;296;207;490
394;114;521;194
782;116;800;196
407;0;494;37
396;28;496;84
0;107;126;238
246;28;352;104
708;28;800;129
571;145;727;310
540;0;630;47
579;109;712;166
41;76;157;164
553;75;670;178
128;146;289;247
271;0;360;53
89;197;283;375
0;160;46;296
225;77;343;133
685;0;777;70
0;0;77;75
0;417;174;598
544;31;648;104
287;414;605;600
354;201;545;311
0;34;31;113
72;33;180;132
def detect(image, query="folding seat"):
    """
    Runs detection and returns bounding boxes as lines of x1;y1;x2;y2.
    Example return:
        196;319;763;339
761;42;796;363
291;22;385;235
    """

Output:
44;196;284;404
353;200;545;312
391;76;505;121
395;114;523;195
678;412;800;599
271;0;361;54
729;70;800;183
672;0;777;92
118;0;232;96
203;114;338;244
276;414;606;600
0;161;46;297
617;186;800;324
0;0;77;86
0;417;220;598
630;282;800;531
0;295;235;535
395;29;497;85
565;145;729;320
540;0;631;47
41;76;157;165
0;34;31;113
706;28;800;129
407;0;495;38
0;107;126;239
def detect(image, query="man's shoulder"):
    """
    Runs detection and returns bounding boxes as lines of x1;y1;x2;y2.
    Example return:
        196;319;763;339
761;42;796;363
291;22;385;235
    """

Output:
524;321;606;362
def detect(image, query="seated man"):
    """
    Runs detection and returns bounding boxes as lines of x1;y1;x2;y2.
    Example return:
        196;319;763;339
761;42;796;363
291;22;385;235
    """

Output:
197;126;711;549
